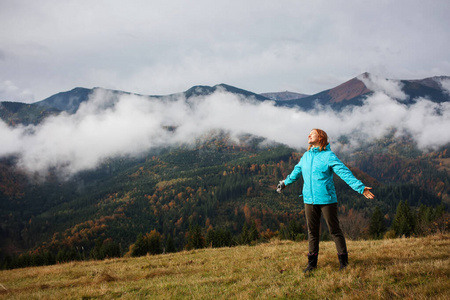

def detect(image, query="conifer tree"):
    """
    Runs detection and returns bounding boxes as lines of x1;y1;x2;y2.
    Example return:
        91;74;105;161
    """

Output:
147;230;163;255
103;240;121;258
249;220;260;242
288;219;304;241
369;206;386;239
206;228;233;248
392;200;415;237
278;223;288;240
56;249;66;263
186;224;205;250
206;228;216;247
239;222;250;245
416;204;446;235
90;238;105;260
165;234;176;253
219;228;233;247
131;233;149;257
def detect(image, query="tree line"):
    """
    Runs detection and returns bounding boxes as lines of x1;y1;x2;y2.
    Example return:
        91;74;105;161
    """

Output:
2;201;447;270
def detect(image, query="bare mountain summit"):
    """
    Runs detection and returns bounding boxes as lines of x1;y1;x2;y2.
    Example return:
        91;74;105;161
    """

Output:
327;73;371;103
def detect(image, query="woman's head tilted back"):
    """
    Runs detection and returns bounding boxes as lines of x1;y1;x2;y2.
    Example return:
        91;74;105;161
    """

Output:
308;128;329;151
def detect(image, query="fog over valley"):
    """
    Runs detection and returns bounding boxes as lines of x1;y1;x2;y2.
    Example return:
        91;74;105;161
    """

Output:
1;74;450;177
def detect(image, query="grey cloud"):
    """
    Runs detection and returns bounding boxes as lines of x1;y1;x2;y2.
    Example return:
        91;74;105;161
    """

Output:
1;0;450;100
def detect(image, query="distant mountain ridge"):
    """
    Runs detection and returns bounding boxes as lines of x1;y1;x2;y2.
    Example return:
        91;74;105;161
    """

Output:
409;76;450;90
183;83;269;101
273;73;450;109
34;87;93;114
1;73;449;126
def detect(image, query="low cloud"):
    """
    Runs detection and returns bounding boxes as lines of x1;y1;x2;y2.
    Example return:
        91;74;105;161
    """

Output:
439;78;450;96
1;85;450;179
358;73;407;101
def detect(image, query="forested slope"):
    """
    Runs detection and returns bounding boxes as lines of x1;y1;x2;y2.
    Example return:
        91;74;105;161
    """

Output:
1;131;448;269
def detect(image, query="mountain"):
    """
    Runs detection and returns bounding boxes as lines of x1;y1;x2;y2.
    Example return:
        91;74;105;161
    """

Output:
408;76;450;90
400;77;450;104
34;87;93;113
31;84;269;117
33;87;148;115
327;73;372;103
260;91;309;101
274;73;450;110
0;101;60;126
2;73;450;124
183;83;269;101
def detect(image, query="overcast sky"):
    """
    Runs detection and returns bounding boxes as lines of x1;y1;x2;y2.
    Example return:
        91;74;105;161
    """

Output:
1;0;450;103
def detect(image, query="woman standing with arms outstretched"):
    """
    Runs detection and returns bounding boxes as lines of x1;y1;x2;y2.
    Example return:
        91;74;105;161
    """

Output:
277;129;375;272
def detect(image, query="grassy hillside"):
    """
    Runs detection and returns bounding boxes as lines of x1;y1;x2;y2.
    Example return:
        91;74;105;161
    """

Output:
1;234;449;299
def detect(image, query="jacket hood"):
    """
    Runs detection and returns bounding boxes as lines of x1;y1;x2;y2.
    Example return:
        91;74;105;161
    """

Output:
309;143;331;152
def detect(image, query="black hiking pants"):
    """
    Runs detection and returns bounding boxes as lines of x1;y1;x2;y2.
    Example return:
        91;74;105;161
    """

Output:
305;203;347;254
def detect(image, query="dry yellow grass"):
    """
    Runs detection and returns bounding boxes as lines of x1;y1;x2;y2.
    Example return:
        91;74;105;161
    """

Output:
1;234;449;299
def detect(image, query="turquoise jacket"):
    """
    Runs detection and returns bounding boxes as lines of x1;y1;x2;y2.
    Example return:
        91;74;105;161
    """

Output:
284;144;365;205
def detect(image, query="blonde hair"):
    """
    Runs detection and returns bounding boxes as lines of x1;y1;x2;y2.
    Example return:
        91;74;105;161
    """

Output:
307;128;329;151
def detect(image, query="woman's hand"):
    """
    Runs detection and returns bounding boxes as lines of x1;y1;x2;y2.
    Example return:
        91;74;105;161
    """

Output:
363;187;375;199
276;180;286;193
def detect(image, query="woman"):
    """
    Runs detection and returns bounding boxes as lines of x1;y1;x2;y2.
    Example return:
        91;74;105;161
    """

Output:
277;129;374;272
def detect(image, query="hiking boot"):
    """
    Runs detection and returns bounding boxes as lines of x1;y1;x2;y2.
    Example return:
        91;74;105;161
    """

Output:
303;252;318;273
338;253;348;270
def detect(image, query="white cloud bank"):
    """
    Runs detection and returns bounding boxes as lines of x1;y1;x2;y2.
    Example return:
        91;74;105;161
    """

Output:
1;81;450;178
